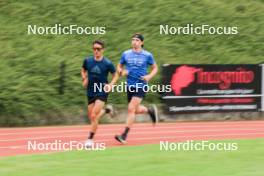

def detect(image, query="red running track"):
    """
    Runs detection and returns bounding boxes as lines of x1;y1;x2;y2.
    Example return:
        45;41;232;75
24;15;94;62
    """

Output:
1;120;264;157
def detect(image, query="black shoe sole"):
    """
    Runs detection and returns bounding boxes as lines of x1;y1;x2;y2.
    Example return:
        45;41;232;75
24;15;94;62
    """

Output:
115;135;127;144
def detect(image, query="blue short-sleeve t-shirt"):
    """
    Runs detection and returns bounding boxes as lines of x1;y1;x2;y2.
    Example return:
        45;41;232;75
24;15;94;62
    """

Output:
82;56;116;97
119;49;155;88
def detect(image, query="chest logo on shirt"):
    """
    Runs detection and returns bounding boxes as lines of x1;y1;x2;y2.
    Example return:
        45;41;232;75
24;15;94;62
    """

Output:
127;57;144;66
90;65;101;74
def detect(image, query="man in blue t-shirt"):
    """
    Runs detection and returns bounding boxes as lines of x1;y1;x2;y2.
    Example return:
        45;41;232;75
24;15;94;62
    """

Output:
81;40;118;147
115;33;159;144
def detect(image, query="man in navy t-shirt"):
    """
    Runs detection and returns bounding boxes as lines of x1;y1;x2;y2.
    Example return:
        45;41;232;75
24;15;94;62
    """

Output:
115;33;159;144
81;40;118;147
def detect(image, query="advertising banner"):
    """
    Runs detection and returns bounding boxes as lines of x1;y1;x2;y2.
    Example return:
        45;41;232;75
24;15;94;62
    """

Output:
162;64;262;113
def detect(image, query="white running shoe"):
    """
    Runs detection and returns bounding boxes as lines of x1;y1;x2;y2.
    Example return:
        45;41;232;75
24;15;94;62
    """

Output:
84;139;94;148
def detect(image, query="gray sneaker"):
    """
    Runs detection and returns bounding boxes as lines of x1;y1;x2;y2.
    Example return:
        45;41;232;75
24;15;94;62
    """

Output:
105;104;114;118
147;104;158;125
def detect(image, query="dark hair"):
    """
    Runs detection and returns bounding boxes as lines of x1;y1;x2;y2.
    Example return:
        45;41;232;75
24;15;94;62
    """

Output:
132;33;144;41
132;33;144;48
93;40;105;48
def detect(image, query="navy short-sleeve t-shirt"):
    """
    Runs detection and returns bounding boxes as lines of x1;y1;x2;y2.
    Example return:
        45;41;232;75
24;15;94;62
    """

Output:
82;56;116;97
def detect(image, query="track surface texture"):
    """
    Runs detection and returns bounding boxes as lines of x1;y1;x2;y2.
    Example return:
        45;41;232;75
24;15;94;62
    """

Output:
1;120;264;157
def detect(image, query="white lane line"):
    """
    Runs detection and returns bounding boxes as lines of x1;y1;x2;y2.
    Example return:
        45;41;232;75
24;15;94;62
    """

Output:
1;128;264;142
1;121;264;132
0;132;264;150
119;132;264;142
1;124;264;136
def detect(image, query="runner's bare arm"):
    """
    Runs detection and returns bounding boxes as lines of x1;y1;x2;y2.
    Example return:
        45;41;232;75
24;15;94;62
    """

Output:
104;71;119;92
81;68;88;88
142;63;158;82
109;72;119;86
117;64;128;76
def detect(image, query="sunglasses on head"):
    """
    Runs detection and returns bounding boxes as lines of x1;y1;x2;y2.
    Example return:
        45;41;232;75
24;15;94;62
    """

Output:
93;47;103;51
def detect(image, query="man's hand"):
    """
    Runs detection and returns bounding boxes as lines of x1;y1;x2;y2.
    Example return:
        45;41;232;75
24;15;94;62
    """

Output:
82;78;88;88
117;67;123;75
117;67;128;77
121;69;129;77
81;68;88;88
141;74;152;82
141;64;158;82
117;64;128;77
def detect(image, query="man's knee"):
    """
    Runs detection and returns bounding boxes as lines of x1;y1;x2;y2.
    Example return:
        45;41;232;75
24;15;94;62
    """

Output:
90;112;96;121
89;108;99;121
128;103;137;114
136;105;147;114
88;109;93;118
88;104;94;119
135;107;143;114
